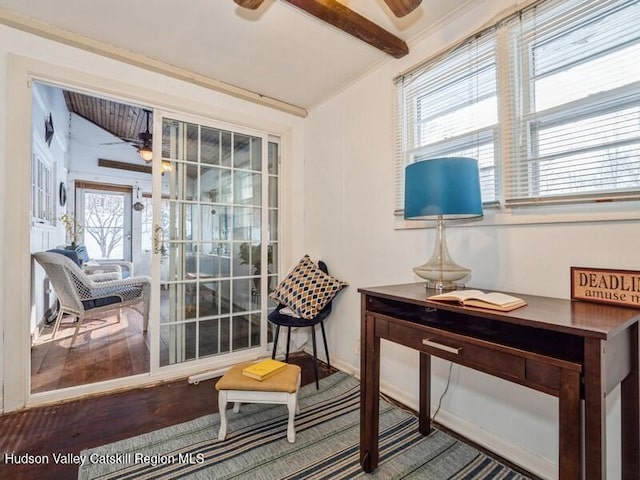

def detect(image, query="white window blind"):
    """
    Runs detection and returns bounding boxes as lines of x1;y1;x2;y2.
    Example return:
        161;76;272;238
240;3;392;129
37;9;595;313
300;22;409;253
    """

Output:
394;0;640;217
394;30;499;215
505;0;640;206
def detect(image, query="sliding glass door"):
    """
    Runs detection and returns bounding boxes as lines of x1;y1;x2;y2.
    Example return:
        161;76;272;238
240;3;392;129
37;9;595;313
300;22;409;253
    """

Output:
151;112;279;368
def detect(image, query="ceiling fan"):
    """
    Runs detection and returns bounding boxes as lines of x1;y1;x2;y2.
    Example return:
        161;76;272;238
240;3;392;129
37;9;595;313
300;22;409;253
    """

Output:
137;109;153;162
100;108;153;162
234;0;421;58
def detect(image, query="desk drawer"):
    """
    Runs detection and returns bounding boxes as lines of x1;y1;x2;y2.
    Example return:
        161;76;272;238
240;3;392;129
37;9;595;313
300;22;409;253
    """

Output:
384;317;526;381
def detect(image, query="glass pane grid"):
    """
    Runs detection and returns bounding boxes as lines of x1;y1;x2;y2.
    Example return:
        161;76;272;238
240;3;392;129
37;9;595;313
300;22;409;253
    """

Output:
161;117;278;366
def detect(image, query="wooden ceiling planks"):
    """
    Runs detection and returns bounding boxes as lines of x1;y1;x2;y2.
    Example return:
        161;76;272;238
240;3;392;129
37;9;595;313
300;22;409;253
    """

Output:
62;90;150;143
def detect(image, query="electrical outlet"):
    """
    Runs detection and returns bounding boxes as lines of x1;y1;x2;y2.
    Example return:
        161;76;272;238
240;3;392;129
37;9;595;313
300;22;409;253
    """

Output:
353;338;360;356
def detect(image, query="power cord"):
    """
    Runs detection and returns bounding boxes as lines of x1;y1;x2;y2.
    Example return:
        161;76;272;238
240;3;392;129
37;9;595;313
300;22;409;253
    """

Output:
432;362;453;421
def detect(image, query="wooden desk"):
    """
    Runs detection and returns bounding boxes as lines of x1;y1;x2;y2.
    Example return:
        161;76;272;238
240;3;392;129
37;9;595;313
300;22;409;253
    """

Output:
359;283;640;480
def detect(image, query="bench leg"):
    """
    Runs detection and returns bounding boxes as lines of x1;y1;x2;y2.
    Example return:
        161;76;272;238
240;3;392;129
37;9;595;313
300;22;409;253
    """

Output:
286;374;301;443
287;392;297;443
218;390;228;441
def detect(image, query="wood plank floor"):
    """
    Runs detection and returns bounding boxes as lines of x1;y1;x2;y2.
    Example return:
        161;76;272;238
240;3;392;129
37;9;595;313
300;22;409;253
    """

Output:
31;309;150;393
1;352;335;480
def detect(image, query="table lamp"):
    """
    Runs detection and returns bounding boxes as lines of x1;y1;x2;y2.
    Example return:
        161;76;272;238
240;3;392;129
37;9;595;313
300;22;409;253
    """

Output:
404;157;483;290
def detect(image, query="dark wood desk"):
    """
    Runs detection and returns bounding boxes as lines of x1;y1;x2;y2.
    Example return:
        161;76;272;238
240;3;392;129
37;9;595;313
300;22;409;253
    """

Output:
359;283;640;480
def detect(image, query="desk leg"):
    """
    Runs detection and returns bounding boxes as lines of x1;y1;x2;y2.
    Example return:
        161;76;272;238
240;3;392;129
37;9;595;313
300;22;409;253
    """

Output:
360;312;380;473
419;352;431;435
584;338;606;480
559;368;581;480
621;322;640;480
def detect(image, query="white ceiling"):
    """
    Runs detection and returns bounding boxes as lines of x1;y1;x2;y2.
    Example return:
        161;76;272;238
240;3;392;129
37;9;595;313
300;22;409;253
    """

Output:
0;0;473;111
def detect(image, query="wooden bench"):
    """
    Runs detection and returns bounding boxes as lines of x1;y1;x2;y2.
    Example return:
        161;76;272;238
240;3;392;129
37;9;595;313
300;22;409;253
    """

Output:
215;361;301;443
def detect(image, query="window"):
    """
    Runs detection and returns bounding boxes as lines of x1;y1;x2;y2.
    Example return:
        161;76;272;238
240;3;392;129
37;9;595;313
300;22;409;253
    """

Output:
31;153;55;225
75;182;132;261
395;0;640;218
395;31;499;211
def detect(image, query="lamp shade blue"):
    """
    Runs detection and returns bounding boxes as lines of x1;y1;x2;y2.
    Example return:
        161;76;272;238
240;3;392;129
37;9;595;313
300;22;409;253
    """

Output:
404;157;483;220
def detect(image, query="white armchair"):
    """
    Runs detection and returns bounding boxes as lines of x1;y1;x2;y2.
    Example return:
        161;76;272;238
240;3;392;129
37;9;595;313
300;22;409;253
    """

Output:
34;251;150;347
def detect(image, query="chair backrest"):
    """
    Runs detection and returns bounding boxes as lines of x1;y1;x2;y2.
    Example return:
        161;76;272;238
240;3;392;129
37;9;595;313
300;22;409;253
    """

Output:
33;251;95;313
317;261;333;314
47;248;82;267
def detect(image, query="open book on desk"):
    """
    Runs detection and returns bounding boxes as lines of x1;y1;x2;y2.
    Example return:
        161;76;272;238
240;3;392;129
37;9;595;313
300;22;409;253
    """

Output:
428;289;527;312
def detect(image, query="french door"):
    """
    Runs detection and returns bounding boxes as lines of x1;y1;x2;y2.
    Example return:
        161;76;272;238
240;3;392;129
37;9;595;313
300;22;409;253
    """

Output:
150;112;280;368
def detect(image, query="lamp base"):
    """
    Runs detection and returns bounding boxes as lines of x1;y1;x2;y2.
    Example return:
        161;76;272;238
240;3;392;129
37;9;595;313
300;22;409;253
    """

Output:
413;217;471;291
412;263;469;291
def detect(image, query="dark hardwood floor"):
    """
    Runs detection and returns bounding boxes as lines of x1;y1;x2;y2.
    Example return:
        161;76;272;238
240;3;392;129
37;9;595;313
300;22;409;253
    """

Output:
2;352;335;480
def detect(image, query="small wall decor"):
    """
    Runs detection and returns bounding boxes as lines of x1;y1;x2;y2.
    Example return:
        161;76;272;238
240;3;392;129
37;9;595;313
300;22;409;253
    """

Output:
571;266;640;308
45;113;55;147
59;182;67;206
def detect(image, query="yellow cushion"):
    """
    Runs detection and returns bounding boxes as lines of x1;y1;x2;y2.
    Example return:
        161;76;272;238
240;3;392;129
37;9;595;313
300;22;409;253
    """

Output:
215;361;301;393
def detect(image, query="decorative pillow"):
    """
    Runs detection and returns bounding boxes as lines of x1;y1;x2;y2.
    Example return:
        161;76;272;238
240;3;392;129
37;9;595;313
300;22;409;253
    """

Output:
269;255;348;320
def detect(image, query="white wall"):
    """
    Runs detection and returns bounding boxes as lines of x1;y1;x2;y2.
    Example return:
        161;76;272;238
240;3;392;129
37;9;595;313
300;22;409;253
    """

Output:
0;23;305;412
302;1;638;478
29;82;69;335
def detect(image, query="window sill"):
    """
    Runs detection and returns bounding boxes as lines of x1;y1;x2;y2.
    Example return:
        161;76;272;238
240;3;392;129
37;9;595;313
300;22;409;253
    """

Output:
394;201;640;229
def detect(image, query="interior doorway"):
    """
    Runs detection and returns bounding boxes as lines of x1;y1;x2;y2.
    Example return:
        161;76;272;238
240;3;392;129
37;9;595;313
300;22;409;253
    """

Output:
28;80;281;399
29;81;154;394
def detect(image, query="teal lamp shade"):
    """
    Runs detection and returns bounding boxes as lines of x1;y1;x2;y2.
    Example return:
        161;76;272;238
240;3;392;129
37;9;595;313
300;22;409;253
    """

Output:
404;157;483;220
404;157;483;290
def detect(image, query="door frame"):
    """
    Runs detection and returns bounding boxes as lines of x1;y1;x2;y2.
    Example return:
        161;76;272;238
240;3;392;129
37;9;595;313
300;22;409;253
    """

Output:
3;54;294;412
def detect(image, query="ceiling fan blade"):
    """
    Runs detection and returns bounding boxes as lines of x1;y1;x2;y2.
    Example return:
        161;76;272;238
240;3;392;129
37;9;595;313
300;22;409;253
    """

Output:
383;0;422;17
100;139;138;146
233;0;265;9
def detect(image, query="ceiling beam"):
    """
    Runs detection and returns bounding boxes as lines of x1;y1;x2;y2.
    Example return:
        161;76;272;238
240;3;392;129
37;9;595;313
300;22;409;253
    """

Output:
282;0;409;58
98;158;151;174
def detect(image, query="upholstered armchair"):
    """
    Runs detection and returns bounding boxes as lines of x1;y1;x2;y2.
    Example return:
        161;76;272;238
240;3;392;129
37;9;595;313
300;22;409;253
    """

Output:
34;251;150;347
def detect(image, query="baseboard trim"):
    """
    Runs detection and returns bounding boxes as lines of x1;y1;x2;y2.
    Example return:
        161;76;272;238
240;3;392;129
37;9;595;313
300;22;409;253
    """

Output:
328;355;557;480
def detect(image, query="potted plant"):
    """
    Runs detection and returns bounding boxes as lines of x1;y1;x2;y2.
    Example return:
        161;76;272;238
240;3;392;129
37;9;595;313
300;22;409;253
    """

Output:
239;243;274;292
59;213;83;249
238;243;273;275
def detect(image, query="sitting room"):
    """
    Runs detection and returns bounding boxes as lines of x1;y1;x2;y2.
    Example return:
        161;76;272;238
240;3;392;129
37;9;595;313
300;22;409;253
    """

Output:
1;0;639;479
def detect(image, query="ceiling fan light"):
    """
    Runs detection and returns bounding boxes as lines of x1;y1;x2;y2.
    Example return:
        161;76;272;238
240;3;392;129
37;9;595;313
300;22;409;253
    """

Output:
139;145;153;162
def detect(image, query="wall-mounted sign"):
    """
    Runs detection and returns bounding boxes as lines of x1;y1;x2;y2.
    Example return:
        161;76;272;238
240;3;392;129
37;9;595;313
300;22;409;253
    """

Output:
571;266;640;308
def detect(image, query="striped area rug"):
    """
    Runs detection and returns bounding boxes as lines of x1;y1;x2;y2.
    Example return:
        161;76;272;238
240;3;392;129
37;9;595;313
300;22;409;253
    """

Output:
78;372;531;479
